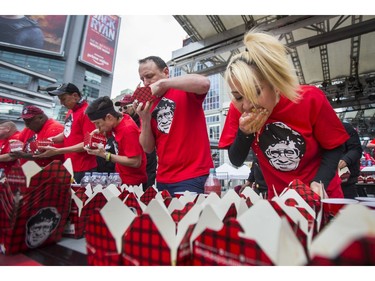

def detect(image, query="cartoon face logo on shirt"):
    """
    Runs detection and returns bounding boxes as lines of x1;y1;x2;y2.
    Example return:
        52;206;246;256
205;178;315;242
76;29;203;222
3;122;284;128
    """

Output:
152;98;175;134
111;133;119;155
25;135;37;154
259;122;305;172
64;115;73;138
25;207;61;248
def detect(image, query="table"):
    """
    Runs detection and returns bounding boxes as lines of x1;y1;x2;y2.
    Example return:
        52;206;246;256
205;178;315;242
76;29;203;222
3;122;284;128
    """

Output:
356;183;375;197
0;238;87;266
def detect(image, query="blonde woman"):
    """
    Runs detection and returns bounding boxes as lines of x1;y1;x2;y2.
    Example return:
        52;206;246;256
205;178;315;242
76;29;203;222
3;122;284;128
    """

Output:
225;30;349;199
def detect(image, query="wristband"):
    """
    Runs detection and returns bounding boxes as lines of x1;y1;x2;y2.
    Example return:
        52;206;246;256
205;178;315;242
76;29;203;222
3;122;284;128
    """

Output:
105;152;111;162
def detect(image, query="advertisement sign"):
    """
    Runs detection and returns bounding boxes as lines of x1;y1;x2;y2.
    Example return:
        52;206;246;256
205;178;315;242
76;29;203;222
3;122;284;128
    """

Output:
79;15;121;74
0;15;70;56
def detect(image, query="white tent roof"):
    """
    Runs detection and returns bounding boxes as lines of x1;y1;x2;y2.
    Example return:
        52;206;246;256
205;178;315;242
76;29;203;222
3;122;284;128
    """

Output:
216;163;250;180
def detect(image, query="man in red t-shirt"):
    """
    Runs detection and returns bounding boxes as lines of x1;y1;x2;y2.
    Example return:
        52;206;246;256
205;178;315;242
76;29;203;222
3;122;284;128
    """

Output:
0;121;21;175
85;96;147;188
12;105;64;167
35;83;97;183
135;56;214;196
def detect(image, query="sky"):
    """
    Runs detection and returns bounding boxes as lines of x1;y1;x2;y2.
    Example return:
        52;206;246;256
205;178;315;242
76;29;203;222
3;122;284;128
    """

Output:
111;15;188;98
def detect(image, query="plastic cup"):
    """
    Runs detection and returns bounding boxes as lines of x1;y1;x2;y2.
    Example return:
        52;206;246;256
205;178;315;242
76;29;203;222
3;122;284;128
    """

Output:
321;198;359;217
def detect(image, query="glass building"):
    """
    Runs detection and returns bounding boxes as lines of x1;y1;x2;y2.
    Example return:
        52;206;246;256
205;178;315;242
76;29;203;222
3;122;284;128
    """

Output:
0;15;121;129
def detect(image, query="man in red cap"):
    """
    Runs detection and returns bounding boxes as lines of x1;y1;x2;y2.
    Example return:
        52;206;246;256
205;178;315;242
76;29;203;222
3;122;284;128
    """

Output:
11;105;65;167
115;94;140;126
115;93;157;189
35;83;97;183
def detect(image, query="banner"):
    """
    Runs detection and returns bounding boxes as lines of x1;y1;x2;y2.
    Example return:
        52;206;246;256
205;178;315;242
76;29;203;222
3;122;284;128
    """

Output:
79;15;121;74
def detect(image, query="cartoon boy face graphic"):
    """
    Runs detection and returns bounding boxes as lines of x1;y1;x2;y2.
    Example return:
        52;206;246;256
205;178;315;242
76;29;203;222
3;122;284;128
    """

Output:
260;122;306;172
25;207;61;248
152;98;175;134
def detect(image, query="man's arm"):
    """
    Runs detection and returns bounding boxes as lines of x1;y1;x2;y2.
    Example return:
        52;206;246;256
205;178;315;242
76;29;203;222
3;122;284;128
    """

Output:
151;74;210;96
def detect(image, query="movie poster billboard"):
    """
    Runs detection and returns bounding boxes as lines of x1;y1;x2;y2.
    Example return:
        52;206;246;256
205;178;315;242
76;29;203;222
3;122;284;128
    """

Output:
79;15;121;74
0;15;70;56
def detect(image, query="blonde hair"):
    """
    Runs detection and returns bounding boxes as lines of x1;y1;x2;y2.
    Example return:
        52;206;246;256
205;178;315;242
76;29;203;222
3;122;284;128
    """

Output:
225;29;300;104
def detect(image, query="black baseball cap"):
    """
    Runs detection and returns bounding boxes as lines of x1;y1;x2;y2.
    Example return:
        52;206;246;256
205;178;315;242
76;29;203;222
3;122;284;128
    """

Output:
48;83;80;96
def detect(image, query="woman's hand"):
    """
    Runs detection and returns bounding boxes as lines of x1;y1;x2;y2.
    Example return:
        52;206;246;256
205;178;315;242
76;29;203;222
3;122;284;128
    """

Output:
239;108;269;135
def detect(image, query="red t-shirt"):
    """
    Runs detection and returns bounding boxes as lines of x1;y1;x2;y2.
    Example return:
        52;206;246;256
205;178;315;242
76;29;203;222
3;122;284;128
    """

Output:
150;89;213;183
253;85;349;198
0;131;21;174
63;101;97;172
219;86;349;198
18;118;65;167
112;114;147;185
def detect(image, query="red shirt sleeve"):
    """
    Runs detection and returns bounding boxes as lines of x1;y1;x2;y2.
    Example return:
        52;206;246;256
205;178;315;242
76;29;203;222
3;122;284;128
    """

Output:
218;102;242;149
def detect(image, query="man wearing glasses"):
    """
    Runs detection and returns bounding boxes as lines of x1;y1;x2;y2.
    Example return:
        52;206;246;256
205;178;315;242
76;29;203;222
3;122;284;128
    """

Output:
115;95;140;127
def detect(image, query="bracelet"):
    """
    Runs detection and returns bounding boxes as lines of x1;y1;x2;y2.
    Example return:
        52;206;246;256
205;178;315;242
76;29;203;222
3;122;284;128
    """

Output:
105;152;111;162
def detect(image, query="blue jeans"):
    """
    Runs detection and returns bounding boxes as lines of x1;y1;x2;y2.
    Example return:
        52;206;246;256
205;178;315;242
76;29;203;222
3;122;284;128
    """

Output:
156;175;209;197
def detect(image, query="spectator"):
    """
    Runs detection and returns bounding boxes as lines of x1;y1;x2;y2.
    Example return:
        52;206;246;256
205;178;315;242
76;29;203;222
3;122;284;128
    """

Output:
12;105;64;167
366;138;375;159
134;56;213;196
36;83;97;183
0;121;21;174
85;96;148;188
115;94;141;126
225;30;349;199
243;156;267;196
339;121;363;198
115;94;157;189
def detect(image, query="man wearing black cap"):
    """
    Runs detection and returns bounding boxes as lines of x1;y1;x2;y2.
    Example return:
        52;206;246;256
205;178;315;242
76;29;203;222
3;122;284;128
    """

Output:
35;83;97;183
115;94;157;189
9;105;64;167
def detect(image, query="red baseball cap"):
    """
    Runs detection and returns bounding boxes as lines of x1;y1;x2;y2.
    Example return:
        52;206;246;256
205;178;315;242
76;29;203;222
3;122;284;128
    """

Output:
19;105;44;119
114;94;133;106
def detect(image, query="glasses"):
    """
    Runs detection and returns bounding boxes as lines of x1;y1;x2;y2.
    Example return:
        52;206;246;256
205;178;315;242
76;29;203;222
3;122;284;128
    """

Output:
118;105;132;112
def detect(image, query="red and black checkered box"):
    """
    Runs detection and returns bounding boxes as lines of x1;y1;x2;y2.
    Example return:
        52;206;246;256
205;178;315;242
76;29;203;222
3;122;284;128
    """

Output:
0;160;72;255
131;86;157;109
83;132;107;149
63;186;113;239
85;194;200;266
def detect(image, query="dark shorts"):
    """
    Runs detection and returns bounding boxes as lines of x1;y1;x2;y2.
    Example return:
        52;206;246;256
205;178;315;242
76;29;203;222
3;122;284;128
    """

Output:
156;175;209;197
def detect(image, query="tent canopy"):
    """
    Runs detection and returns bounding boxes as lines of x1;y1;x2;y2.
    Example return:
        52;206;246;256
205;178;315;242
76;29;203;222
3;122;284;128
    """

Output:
216;163;250;180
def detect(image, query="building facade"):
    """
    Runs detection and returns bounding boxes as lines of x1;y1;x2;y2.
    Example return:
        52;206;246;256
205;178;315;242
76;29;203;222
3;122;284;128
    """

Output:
0;15;121;129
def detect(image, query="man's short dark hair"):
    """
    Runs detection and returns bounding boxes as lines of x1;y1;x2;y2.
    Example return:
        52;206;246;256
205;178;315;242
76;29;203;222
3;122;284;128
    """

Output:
86;96;122;120
138;56;168;70
26;207;61;231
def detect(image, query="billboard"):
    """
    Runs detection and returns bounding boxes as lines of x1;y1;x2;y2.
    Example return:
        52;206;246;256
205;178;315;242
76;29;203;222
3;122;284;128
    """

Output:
79;15;121;74
0;15;70;56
